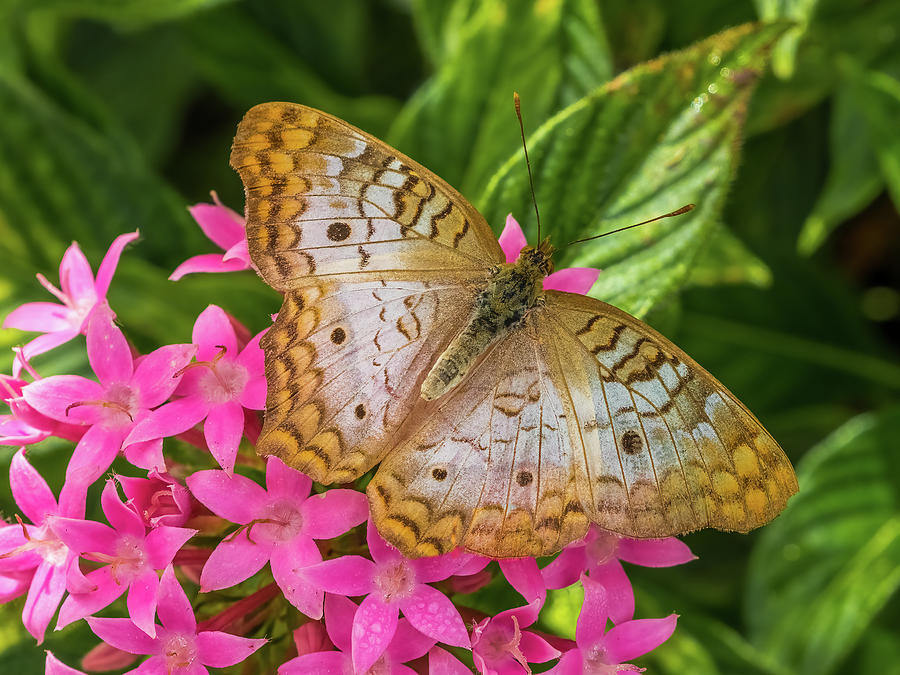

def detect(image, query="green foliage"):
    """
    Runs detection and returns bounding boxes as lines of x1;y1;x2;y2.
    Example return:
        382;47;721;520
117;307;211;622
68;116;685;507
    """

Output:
0;0;898;673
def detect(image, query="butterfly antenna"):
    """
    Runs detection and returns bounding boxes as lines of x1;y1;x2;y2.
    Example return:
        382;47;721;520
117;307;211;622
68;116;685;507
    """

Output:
566;204;695;246
514;92;542;242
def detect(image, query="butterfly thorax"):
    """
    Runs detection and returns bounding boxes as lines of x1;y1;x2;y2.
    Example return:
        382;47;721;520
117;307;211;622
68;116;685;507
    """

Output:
420;240;554;401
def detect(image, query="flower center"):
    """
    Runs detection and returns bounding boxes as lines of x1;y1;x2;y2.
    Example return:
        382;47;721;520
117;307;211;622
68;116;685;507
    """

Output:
586;531;620;566
1;520;70;568
163;632;198;670
372;559;416;603
583;642;643;674
89;534;146;584
479;615;528;669
253;500;303;544
66;382;139;429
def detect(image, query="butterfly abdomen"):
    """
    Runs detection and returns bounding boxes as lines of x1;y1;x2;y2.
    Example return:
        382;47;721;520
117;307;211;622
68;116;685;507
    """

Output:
421;256;546;401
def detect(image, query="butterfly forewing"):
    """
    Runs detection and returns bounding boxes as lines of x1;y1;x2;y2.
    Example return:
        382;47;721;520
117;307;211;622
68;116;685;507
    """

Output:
542;291;797;537
230;102;503;291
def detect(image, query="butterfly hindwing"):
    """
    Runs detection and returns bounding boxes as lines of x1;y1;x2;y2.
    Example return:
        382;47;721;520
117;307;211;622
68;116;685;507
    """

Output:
542;290;798;538
368;321;590;558
259;279;478;484
230;102;503;291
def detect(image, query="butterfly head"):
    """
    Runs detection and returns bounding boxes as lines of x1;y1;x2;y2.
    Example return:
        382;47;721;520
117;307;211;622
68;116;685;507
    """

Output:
517;237;555;277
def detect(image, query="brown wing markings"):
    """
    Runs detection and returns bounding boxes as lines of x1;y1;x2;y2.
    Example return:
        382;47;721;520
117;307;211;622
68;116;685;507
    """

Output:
628;386;662;501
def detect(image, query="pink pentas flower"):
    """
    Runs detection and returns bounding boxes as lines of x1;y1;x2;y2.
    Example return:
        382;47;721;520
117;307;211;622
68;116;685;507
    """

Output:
127;305;266;473
170;193;252;280
280;593;436;675
51;479;197;637
185;455;367;619
117;471;194;529
471;599;560;675
1;373;84;446
3;231;139;375
542;525;695;624
499;558;547;604
430;646;473;674
549;575;677;674
22;304;196;503
86;565;266;675
499;215;601;295
45;651;87;675
303;521;474;673
0;450;84;642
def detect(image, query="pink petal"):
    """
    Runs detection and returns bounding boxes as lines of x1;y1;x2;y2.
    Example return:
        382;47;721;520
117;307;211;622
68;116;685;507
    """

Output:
324;593;357;652
499;558;546;604
590;560;634;624
197;630;267;668
351;594;398;674
86;304;133;386
10;449;58;525
519;630;561;663
57;569;126;628
269;537;324;619
192;305;238;361
0;416;50;445
543;267;601;295
3;302;71;332
453;553;491;577
0;571;31;602
169;254;249;281
616;537;696;567
239;376;267;410
127;569;160;637
61;426;126;508
204;402;244;473
303;556;375;596
129;656;170;674
17;330;82;376
410;549;471;585
547;648;583;675
264;455;311;499
236;330;265;374
22;375;104;424
86;617;157;655
189;203;245;251
222;238;251;265
45;651;87;675
279;651;347;675
576;574;609;648
133;344;197;408
292;620;333;655
498;214;528;263
124;397;209;446
49;516;116;556
300;489;367;540
157;565;196;633
185;469;267;523
95;231;139;297
59;242;96;303
602;614;678;664
367;520;401;563
124;438;166;471
22;561;67;643
199;535;270;592
542;546;588;590
429;646;471;675
145;526;197;569
387;619;437;662
501;598;543;630
100;479;144;537
399;584;469;648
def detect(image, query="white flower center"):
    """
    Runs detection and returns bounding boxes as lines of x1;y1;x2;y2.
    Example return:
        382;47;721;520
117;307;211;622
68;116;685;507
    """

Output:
255;500;303;543
199;359;249;404
373;559;416;602
163;632;198;669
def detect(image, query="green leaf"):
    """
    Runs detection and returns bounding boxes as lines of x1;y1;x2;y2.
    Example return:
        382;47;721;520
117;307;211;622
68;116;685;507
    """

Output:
746;407;900;675
845;65;900;211
409;0;483;66
390;0;613;195
184;5;400;137
481;23;788;319
754;0;821;79
797;82;883;255
21;0;235;29
0;72;201;273
689;225;772;288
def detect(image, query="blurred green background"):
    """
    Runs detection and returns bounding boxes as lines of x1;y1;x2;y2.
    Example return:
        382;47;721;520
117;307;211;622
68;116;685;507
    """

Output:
1;0;899;673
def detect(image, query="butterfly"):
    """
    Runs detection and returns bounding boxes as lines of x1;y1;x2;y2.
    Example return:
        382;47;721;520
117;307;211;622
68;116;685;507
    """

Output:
229;101;797;558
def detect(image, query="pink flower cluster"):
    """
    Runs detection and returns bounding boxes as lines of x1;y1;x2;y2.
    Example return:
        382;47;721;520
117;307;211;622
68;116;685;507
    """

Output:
1;201;691;674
